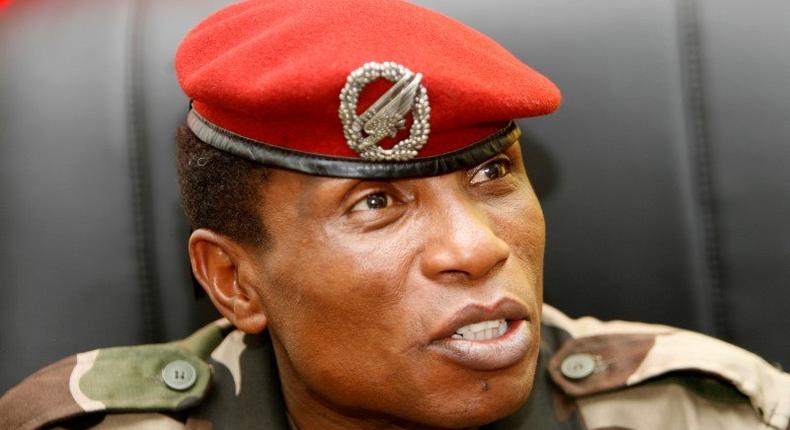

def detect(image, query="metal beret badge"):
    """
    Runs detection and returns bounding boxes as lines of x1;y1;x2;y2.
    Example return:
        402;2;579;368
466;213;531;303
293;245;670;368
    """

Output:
339;62;431;161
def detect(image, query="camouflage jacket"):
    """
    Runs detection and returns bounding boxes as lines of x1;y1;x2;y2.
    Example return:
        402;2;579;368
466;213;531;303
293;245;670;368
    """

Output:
1;304;788;429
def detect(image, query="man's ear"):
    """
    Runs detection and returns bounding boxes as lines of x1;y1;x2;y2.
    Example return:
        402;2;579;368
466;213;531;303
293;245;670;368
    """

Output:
189;229;267;334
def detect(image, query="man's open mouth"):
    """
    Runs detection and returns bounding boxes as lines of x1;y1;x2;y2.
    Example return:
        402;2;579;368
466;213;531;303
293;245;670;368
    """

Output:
427;298;533;371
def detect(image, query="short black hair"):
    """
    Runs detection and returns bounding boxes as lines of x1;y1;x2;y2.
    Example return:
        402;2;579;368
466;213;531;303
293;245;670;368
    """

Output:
175;125;269;247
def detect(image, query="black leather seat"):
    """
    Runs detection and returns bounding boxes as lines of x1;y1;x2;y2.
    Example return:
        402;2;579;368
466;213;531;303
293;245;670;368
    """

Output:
1;0;788;392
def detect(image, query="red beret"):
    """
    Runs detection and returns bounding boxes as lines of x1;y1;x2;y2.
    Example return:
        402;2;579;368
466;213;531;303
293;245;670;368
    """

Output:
176;0;561;178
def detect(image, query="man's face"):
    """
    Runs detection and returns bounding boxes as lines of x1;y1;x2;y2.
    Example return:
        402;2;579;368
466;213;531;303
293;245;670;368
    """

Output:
241;142;545;427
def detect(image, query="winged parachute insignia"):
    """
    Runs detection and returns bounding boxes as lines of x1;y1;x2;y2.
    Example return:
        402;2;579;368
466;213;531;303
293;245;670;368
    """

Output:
339;62;431;161
355;72;422;151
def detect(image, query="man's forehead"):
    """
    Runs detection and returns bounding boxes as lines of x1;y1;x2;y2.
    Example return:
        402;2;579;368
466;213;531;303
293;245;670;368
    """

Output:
175;0;559;181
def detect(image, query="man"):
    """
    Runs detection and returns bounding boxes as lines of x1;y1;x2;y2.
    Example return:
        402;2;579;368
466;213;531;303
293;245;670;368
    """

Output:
1;0;788;429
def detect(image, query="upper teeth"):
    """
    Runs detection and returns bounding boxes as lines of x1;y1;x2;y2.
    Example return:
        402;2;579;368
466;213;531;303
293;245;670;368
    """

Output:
452;319;507;340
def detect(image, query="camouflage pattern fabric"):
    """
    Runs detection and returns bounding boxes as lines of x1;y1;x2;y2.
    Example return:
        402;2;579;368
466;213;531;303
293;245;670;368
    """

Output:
1;305;788;429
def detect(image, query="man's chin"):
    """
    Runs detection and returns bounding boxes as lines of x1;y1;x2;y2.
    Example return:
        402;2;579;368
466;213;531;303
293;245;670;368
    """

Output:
407;362;537;429
420;389;533;429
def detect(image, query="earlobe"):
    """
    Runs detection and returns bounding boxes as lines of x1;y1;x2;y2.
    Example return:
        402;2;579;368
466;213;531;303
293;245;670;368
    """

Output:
189;229;268;334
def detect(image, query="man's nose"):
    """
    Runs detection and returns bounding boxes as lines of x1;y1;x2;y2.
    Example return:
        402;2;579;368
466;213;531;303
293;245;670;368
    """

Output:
419;198;510;282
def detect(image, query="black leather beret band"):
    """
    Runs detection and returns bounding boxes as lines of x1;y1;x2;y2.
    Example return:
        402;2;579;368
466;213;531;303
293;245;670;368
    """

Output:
186;108;521;179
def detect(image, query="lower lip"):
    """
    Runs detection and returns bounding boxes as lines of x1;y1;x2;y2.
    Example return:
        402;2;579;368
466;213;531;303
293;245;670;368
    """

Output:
427;319;532;371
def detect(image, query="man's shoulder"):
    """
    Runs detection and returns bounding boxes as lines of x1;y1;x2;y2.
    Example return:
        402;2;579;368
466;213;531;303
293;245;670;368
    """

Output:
0;319;232;430
542;304;790;429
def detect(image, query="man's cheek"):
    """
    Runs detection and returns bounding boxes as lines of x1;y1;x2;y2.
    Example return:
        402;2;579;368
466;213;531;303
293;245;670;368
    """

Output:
314;242;413;298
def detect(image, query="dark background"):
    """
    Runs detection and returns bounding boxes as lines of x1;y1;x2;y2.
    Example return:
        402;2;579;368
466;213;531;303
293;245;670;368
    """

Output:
1;0;788;393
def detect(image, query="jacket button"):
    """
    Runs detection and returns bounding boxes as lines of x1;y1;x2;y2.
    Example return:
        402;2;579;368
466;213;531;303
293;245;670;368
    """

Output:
162;360;197;391
560;353;596;380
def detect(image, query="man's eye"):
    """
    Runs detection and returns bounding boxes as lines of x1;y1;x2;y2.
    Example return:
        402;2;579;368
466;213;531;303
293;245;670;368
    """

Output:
470;158;512;185
350;192;393;212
